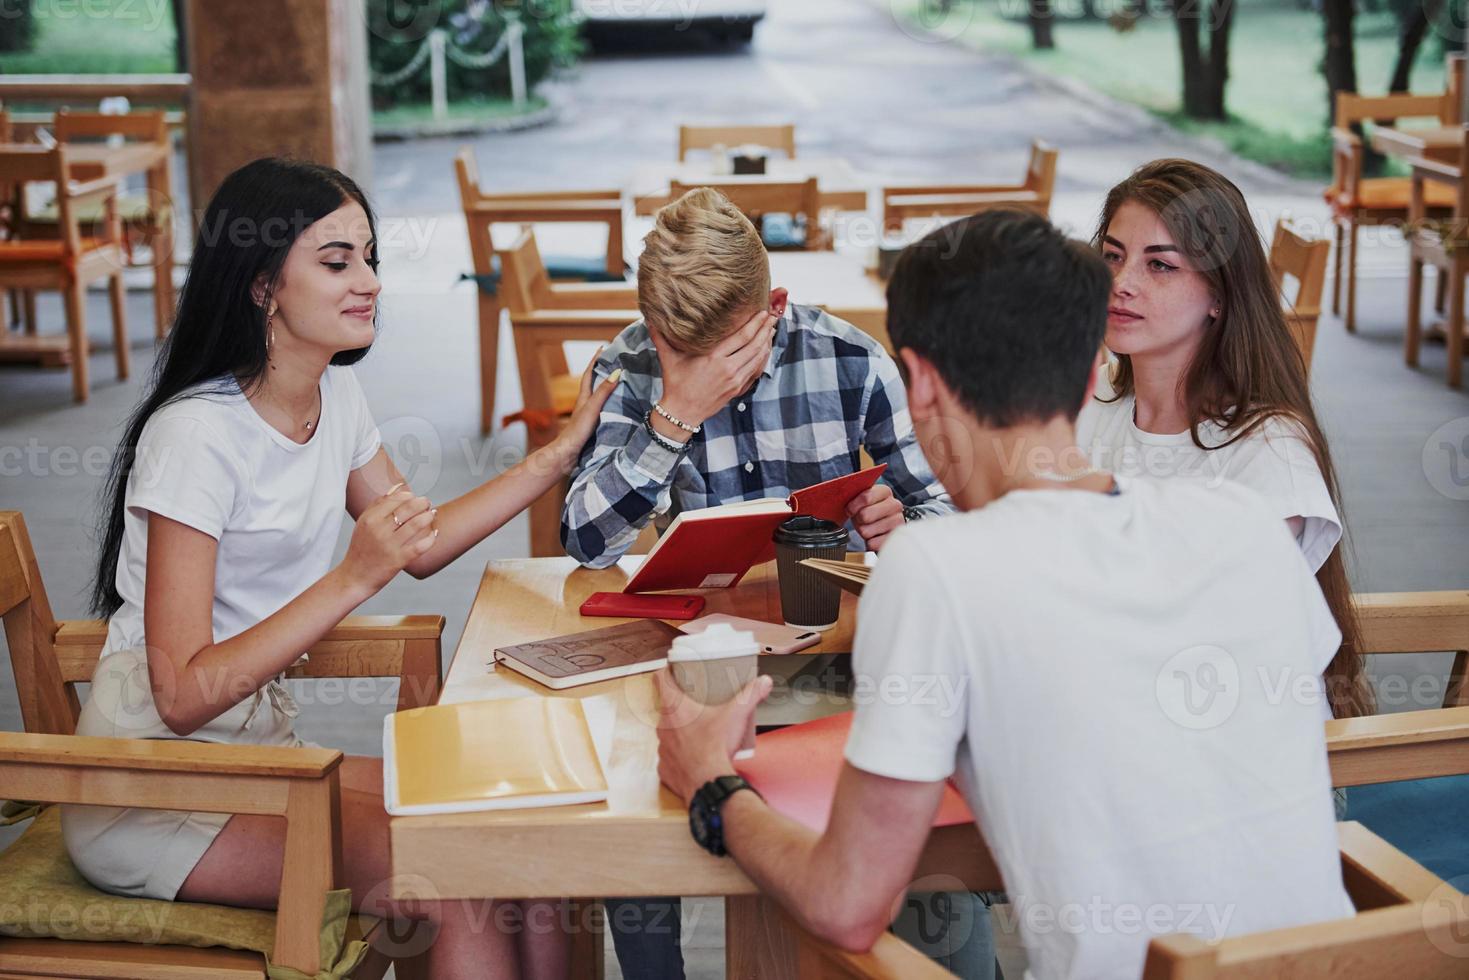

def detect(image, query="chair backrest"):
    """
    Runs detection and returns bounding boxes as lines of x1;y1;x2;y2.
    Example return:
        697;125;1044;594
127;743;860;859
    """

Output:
1022;140;1059;200
54;109;168;145
495;226;555;315
670;177;824;247
0;144;81;251
454;147;497;285
678;123;796;162
0;511;82;735
1335;91;1448;130
1268;217;1330;371
1144;823;1468;978
1447;52;1467;124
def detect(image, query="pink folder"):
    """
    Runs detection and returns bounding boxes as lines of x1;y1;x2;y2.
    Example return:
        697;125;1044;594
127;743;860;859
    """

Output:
735;712;975;832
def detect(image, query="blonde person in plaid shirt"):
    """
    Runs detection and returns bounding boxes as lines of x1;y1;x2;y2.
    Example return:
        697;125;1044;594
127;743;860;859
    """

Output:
562;187;952;570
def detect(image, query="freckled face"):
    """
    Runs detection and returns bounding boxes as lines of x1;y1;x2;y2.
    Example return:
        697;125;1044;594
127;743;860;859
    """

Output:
270;201;381;355
1100;200;1217;361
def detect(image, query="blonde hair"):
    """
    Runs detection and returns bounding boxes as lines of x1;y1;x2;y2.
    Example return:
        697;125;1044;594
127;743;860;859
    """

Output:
638;187;770;353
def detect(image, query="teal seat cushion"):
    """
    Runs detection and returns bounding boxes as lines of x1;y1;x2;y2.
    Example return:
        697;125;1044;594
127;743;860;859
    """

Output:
462;254;626;296
1347;775;1469;884
760;212;806;249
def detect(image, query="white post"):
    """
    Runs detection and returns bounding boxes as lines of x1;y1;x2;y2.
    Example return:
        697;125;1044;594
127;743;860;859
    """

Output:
430;29;449;122
508;18;526;108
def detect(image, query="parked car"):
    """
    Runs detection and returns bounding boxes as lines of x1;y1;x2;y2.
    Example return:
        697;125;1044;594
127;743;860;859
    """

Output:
576;0;766;47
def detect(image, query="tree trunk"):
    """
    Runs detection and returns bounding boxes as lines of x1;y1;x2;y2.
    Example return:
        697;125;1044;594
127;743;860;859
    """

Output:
1322;0;1357;126
1390;0;1443;93
1030;0;1056;50
1173;0;1208;117
1204;0;1234;119
171;0;187;70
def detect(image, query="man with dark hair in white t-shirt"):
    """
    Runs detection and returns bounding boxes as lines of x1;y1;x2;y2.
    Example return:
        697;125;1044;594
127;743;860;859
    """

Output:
654;209;1353;980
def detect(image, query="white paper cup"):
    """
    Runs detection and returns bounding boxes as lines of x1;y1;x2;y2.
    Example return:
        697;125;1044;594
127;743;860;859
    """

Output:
668;623;760;760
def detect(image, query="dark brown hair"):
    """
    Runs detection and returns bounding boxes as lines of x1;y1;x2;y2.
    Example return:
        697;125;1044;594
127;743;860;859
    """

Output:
1095;158;1372;720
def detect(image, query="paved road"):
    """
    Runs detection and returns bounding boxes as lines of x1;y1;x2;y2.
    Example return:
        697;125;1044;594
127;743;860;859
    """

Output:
371;0;1308;218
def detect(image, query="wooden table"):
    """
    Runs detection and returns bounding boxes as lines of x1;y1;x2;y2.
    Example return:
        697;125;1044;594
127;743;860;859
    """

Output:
389;557;999;977
768;251;890;351
1371;126;1464;163
630;157;870;216
64;142;176;341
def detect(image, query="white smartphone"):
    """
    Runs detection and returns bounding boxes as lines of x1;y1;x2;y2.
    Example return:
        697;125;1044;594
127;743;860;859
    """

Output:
680;613;822;656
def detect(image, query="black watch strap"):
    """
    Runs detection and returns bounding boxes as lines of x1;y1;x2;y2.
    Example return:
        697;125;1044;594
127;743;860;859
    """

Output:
690;775;761;857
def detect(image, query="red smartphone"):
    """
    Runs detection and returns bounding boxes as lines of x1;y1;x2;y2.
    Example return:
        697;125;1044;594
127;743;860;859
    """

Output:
579;591;706;620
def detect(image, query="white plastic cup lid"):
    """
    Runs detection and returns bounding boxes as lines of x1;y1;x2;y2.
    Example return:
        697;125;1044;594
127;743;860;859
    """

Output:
667;622;758;662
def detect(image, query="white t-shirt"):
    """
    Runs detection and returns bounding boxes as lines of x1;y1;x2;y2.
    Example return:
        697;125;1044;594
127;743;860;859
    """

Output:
1075;377;1341;572
103;366;381;658
845;477;1353;980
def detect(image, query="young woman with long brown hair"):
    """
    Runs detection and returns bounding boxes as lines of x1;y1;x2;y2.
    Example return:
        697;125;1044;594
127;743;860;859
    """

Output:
1079;158;1372;722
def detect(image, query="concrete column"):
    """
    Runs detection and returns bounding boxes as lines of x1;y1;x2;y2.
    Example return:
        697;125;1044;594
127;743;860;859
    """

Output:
185;0;373;207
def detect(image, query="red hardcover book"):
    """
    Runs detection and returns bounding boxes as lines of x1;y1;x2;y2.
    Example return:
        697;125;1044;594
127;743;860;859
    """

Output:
736;712;973;832
621;465;888;594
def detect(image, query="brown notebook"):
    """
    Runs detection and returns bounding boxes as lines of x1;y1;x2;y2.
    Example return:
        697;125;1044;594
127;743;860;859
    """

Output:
493;619;684;690
798;557;871;597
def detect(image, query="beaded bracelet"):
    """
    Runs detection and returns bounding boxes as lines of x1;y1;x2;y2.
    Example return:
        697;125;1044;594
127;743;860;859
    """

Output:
652;401;701;434
643;410;690;454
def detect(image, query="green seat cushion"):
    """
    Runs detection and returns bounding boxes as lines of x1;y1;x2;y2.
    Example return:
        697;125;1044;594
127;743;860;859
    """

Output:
462;253;627;296
24;192;157;226
0;807;371;979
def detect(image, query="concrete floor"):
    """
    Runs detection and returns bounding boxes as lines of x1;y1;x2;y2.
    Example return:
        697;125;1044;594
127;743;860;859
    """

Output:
2;0;1467;974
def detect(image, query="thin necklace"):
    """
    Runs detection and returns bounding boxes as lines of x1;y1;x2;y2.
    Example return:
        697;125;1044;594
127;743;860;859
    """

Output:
260;384;320;432
1030;465;1107;483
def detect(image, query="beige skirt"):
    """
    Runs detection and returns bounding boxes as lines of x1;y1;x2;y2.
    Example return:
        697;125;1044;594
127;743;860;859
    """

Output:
60;646;313;900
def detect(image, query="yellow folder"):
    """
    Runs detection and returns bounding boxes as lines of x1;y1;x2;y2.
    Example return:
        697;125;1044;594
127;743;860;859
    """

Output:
383;697;611;815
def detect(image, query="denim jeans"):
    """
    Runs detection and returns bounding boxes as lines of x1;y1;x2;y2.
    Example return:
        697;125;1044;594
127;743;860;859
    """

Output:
605;896;685;980
893;890;1003;979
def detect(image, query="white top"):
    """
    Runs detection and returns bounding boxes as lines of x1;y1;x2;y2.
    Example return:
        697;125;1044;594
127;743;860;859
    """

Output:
1075;376;1341;572
103;366;381;659
845;477;1353;980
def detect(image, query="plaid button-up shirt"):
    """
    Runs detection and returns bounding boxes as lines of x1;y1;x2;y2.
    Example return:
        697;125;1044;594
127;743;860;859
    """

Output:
562;304;954;567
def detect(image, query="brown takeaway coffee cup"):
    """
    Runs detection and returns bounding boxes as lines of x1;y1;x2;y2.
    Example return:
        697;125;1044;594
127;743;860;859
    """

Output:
772;516;848;631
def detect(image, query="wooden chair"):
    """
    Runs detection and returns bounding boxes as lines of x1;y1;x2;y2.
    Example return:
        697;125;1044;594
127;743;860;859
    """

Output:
1143;821;1467;978
670;177;830;250
0;510;442;978
882;140;1058;234
1406;126;1469;387
0;145;128;402
1268;216;1331;373
493;228;639;557
454;147;627;433
0;107;36;336
20;110;177;342
678;123;796;162
1326;88;1459;334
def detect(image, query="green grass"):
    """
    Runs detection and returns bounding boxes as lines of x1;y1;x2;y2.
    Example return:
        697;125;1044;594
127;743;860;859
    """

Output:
372;95;550;128
0;0;177;74
894;0;1451;178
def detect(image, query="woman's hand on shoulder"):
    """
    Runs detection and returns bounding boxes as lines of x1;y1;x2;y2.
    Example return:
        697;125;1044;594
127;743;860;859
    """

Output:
338;484;437;596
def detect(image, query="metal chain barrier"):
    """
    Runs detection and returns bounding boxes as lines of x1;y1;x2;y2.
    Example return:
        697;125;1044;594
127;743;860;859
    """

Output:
370;19;529;116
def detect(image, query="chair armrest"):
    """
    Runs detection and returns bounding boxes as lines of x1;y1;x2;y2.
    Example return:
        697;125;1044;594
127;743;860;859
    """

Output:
62;174;123;201
1331;126;1362;151
884;182;1026;197
1356;591;1469;654
53;614;445;710
1326;705;1469;786
778;903;956;979
1337;821;1451;906
543;281;638;309
1410;156;1464;185
484;188;623;202
465;200;624;224
0;731;344;975
510;309;640;329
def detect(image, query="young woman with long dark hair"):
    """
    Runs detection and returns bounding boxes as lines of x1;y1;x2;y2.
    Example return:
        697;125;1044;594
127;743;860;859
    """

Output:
64;157;618;978
1080;158;1371;722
